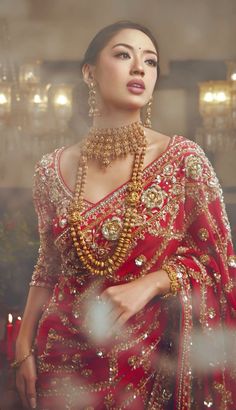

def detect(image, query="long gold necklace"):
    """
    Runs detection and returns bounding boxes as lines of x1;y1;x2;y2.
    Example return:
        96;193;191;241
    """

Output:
68;121;147;277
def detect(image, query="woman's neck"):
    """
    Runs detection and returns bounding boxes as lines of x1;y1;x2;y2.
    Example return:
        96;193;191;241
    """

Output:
92;110;141;129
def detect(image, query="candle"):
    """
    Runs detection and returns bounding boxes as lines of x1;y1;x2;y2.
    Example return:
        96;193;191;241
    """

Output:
7;313;14;362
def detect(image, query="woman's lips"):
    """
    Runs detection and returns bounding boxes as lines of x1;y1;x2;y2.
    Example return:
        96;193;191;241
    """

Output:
127;84;145;94
127;79;145;94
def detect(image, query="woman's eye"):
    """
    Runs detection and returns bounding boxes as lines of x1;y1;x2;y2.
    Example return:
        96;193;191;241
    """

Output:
146;59;158;67
116;52;130;59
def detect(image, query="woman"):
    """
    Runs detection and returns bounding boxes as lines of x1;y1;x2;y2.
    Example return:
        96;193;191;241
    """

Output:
14;21;236;409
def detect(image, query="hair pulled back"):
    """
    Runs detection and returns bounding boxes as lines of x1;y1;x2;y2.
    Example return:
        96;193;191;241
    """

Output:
80;20;160;87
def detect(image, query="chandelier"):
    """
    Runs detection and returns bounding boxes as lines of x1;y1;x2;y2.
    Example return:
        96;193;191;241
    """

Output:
0;19;76;163
198;62;236;153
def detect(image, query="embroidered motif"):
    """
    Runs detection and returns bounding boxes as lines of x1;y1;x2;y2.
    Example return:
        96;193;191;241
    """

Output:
199;254;211;266
185;154;203;180
228;255;236;268
141;185;165;209
198;228;209;241
101;216;123;241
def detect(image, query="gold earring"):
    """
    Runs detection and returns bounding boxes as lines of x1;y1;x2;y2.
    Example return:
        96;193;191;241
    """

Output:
143;96;153;128
88;80;100;117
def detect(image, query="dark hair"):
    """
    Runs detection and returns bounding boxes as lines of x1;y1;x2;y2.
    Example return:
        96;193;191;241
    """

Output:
80;20;160;88
70;21;160;133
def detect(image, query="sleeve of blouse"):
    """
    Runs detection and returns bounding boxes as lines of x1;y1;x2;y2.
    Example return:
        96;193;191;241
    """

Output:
29;160;61;290
162;143;236;313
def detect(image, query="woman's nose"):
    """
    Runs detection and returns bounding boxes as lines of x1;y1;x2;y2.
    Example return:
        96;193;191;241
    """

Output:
130;59;145;76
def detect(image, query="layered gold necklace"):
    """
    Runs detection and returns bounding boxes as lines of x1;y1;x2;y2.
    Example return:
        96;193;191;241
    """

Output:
68;121;147;277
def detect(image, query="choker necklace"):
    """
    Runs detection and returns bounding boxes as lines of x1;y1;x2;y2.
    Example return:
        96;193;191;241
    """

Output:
68;121;147;277
80;121;146;168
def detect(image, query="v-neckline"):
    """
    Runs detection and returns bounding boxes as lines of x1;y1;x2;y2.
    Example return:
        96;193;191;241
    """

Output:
56;135;177;207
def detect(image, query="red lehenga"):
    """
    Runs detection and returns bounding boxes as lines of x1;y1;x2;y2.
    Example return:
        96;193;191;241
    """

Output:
30;135;236;410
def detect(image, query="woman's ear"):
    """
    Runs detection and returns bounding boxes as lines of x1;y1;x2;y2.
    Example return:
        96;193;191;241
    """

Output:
82;63;95;85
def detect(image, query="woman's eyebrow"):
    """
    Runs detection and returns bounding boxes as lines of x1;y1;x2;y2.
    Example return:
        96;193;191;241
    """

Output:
111;43;158;57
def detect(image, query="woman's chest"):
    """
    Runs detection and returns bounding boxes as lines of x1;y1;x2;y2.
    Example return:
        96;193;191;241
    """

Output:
52;159;186;259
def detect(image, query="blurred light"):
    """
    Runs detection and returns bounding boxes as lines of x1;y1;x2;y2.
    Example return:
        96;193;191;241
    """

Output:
0;86;11;114
19;62;41;87
203;92;214;103
215;91;227;102
0;93;7;104
33;94;42;104
231;73;236;81
55;94;69;106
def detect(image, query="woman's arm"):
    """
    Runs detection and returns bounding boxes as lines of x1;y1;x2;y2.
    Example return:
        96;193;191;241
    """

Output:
16;286;52;354
15;286;52;409
99;268;171;334
15;155;60;409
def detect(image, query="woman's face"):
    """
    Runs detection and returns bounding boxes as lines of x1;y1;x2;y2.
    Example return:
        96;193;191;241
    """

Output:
84;28;158;113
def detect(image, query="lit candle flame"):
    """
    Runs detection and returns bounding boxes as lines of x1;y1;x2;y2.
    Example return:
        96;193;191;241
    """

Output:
8;313;13;323
17;316;22;321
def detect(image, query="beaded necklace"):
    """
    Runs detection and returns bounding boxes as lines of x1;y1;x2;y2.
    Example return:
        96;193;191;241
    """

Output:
68;121;147;277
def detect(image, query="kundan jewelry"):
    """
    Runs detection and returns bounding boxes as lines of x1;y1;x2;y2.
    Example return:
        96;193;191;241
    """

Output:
80;121;146;168
88;80;100;117
68;121;147;277
143;96;153;129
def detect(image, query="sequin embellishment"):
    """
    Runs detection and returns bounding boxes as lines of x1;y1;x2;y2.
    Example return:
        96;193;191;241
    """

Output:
135;254;147;267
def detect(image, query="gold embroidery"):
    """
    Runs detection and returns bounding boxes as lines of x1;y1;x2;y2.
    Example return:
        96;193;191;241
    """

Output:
224;279;234;293
213;382;233;409
228;255;236;268
141;185;165;209
198;227;209;241
185;155;203;180
199;254;211;266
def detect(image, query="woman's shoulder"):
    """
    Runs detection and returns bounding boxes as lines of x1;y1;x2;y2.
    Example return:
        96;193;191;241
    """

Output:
150;129;208;161
36;146;64;169
170;134;218;184
33;146;65;190
151;130;217;184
